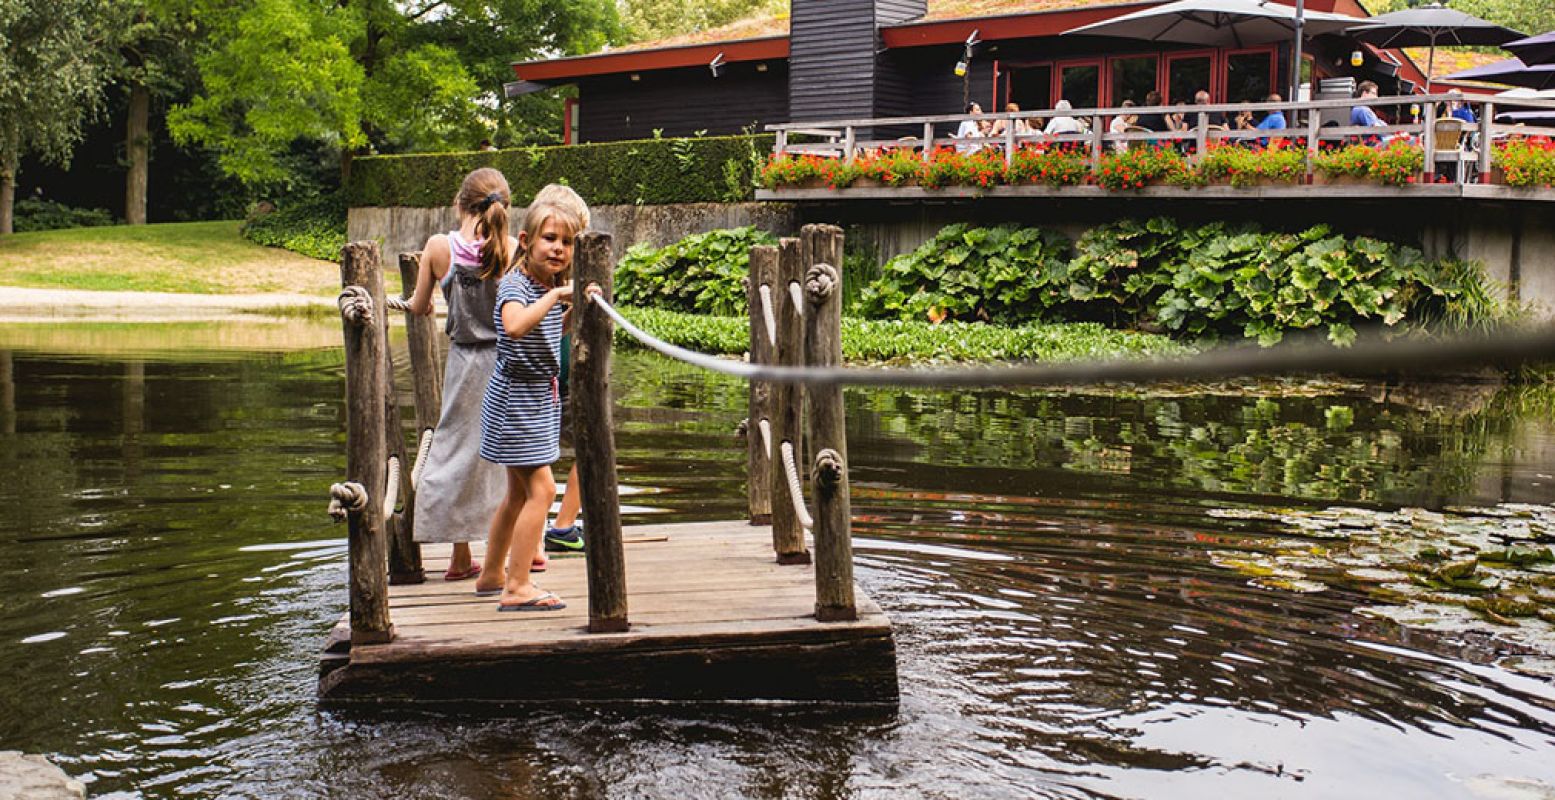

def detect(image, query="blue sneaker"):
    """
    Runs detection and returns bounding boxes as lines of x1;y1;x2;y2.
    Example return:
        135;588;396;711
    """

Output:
544;521;585;553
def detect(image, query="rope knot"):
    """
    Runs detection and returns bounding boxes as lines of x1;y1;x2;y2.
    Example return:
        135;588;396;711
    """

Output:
813;448;846;488
327;481;368;522
805;263;839;305
337;286;375;326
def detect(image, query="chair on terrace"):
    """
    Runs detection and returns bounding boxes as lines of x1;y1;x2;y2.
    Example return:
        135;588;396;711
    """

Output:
1432;117;1472;183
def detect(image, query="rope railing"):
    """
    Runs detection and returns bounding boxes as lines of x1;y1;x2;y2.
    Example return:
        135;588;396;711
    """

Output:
779;440;814;531
758;418;772;460
788;282;805;319
410;428;433;489
591;292;1555;388
386;295;412;313
383;455;400;519
757;284;778;345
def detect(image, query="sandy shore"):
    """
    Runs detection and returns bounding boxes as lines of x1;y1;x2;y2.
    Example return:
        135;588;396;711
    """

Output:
0;286;335;323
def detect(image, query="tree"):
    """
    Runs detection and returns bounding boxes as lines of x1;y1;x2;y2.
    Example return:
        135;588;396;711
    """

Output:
617;0;786;42
168;0;621;193
0;0;116;234
114;1;199;225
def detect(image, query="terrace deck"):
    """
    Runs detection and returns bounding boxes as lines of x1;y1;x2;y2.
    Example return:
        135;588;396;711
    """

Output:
317;521;898;708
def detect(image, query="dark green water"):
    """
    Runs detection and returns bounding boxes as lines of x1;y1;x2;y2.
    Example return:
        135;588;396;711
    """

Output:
3;323;1555;799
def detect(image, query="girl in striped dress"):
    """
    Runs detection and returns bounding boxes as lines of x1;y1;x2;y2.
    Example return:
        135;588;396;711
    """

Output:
478;198;581;611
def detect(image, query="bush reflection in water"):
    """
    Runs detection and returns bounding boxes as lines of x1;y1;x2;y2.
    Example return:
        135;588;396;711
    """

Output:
1;332;1554;799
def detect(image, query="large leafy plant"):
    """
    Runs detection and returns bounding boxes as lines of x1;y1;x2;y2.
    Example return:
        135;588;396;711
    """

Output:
856;223;1072;324
614;226;777;316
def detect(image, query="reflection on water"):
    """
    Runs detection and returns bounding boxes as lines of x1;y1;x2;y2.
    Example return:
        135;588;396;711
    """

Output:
2;324;1554;798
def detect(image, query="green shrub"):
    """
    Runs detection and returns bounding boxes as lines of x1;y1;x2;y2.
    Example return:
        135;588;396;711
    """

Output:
348;133;775;207
13;199;115;232
617;306;1189;362
856;224;1073;324
614;226;777;316
241;194;346;261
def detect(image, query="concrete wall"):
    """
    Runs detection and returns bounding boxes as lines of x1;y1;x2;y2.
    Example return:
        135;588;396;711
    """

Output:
800;196;1555;319
348;202;801;262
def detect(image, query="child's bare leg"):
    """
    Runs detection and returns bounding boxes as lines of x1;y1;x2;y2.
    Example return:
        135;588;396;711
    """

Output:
449;542;473;574
477;470;526;592
534;463;581;566
554;463;581;529
503;465;559;605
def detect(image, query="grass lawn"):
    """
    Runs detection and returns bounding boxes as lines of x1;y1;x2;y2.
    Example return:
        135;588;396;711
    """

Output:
0;220;368;296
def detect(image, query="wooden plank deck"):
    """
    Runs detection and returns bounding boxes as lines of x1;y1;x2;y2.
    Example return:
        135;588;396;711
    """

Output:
318;521;898;707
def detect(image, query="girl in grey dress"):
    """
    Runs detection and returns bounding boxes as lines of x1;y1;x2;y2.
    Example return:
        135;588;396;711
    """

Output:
405;168;514;582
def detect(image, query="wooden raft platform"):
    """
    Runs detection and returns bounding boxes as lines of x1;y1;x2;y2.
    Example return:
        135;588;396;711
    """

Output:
318;521;898;707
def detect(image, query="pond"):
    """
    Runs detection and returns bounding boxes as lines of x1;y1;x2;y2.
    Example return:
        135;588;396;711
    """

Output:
3;320;1555;799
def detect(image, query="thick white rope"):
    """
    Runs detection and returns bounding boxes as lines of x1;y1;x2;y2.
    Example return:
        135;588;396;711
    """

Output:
409;428;433;489
386;295;412;312
590;292;1555;390
383;456;400;518
337;286;374;326
757;283;778;345
788;281;805;319
327;481;367;522
779;440;814;530
758;418;772;460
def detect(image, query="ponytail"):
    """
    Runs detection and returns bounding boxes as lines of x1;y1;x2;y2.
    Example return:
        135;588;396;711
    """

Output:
475;194;512;280
452;168;513;280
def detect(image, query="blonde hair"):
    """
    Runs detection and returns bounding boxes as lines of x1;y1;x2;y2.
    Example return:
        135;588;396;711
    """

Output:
532;183;591;231
513;199;584;287
453;167;513;280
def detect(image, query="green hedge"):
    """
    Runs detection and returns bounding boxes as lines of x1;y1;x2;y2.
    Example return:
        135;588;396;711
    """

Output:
241;193;347;261
347;134;774;208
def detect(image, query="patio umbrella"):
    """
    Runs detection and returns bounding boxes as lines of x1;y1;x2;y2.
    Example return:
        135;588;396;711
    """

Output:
1347;4;1525;92
1063;0;1372;49
1442;58;1555;92
1504;32;1555;67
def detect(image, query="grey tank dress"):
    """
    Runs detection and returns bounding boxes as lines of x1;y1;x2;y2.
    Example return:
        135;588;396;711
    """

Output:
411;233;507;543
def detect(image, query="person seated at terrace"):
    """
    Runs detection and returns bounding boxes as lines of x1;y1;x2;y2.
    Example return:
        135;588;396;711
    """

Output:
990;102;1035;139
1136;90;1171;133
1109;100;1138;152
1256;94;1287;131
1350;81;1389;128
1044;100;1087;136
954;102;985;154
1193;90;1229;127
1447;91;1477;125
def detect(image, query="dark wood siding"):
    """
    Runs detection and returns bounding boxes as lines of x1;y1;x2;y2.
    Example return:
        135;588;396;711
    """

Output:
576;62;788;143
789;0;879;122
874;0;926;120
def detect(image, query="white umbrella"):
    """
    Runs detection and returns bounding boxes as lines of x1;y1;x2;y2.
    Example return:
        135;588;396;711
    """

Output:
1064;0;1373;49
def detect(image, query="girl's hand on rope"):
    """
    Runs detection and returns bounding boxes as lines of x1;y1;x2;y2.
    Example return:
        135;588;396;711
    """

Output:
584;282;603;302
551;281;574;304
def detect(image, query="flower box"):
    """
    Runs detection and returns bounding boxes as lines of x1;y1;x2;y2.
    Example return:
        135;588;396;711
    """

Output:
1311;172;1371;187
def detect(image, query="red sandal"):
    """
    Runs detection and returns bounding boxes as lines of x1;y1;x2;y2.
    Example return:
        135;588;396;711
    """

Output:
443;564;482;582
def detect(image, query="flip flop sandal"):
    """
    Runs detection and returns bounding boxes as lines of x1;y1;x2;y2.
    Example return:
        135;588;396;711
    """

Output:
444;564;482;582
474;587;502;598
497;591;566;612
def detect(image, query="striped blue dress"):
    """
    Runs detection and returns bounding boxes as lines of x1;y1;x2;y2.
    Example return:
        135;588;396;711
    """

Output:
479;270;563;467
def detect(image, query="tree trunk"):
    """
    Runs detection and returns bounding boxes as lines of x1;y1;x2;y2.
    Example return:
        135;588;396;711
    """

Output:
125;83;149;226
0;154;15;236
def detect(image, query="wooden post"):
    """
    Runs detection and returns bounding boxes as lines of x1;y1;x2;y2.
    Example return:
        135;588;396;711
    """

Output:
1004;120;1016;168
922;122;934;163
1090;118;1104;168
397;252;444;434
377;253;435;585
769;237;810;564
1306;109;1321;183
340;241;393;645
573;232;628;633
802;224;856;623
775;129;787;157
1421;102;1437;183
746;245;777;525
1478;104;1494;182
1193;112;1208;164
843;126;856;163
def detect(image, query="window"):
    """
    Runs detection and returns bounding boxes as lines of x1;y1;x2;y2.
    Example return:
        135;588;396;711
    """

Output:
1109;55;1158;107
1008;65;1052;113
1059;61;1102;109
1166;53;1213;104
1225;49;1276;104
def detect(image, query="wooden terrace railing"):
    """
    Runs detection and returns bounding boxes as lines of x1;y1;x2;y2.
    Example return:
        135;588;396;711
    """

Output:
768;93;1555;185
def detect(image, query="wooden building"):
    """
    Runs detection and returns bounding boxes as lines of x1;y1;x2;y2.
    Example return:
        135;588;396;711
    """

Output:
511;0;1433;144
